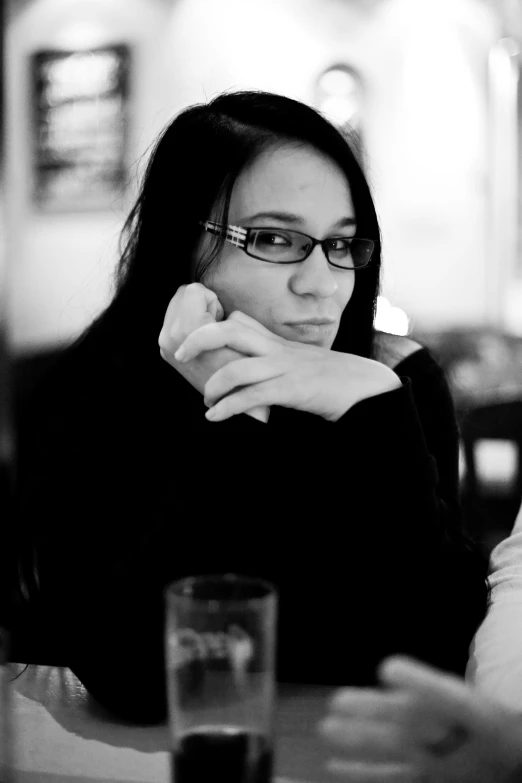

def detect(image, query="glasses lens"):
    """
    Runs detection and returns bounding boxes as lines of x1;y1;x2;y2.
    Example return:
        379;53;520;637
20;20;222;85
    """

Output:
249;229;308;262
248;230;374;267
325;237;374;268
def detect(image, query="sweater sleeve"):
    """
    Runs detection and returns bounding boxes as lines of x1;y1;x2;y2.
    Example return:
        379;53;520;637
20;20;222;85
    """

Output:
269;347;489;676
466;504;522;711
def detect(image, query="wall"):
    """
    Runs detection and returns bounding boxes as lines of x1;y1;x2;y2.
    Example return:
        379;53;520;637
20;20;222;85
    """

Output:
5;0;502;350
6;0;173;349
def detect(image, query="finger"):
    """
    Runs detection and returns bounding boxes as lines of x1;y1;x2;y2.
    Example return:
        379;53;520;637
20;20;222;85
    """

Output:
205;293;224;322
377;657;476;722
246;406;270;424
327;688;412;722
205;377;284;422
203;357;283;407
319;717;408;762
159;284;218;351
326;759;419;782
227;310;277;336
175;321;275;362
184;283;224;322
325;683;474;763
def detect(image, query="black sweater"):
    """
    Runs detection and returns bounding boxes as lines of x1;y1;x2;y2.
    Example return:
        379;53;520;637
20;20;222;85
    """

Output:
12;341;488;723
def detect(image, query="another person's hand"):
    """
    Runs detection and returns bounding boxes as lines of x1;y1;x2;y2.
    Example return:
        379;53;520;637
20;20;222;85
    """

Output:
319;656;522;783
158;283;269;422
173;315;400;422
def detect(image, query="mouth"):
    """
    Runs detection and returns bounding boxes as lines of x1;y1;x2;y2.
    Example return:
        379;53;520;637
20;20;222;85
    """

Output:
286;318;337;326
284;319;338;342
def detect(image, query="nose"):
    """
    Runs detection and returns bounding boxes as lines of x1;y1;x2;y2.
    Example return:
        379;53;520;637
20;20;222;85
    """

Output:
288;244;339;298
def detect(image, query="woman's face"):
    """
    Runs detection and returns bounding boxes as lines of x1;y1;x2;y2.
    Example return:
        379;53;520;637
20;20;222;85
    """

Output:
201;144;356;348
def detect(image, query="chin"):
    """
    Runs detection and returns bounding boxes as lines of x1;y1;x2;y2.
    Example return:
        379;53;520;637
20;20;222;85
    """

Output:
296;335;333;348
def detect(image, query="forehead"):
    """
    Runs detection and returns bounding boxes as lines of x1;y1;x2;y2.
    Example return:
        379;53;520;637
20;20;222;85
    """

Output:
228;144;354;223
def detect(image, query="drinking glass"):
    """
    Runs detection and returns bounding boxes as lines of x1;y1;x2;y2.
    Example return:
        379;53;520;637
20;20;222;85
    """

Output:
165;573;278;783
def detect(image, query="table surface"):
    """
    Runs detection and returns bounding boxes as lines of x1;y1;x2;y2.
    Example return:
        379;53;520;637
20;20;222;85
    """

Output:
4;663;340;783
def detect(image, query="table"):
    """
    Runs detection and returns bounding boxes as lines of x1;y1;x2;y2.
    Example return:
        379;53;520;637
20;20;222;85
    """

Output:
4;664;339;783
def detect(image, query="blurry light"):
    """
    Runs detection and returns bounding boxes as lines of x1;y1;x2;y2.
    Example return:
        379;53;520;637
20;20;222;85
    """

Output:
318;68;358;96
458;441;467;481
504;280;522;336
474;439;518;491
500;37;519;58
316;64;362;129
374;296;410;336
320;95;358;125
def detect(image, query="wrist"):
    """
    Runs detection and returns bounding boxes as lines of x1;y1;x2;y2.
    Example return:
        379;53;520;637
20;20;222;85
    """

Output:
332;360;402;422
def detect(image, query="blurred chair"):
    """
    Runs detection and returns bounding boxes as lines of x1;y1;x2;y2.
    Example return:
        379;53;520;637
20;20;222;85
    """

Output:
460;399;522;556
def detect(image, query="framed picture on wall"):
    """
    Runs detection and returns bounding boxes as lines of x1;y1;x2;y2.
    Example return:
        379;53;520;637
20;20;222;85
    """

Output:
30;44;131;212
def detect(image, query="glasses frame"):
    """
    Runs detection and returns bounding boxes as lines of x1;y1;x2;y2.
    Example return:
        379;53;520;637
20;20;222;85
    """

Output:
199;220;374;270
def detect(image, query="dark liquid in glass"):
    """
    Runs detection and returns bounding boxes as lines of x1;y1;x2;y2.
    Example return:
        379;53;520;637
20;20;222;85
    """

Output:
171;726;273;783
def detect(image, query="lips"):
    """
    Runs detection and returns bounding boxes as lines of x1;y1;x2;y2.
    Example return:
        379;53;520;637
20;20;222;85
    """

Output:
286;318;336;326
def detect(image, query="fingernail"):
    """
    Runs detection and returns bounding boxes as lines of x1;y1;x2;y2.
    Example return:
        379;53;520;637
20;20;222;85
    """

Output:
174;347;186;362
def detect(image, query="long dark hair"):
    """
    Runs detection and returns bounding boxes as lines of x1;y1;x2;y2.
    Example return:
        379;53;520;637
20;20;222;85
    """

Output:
79;90;381;361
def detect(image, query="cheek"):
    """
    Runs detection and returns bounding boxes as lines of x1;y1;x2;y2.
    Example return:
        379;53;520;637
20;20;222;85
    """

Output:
338;272;356;310
202;259;262;317
204;267;286;330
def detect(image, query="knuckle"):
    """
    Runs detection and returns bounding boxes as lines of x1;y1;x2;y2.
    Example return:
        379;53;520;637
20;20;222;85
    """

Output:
158;328;176;351
222;319;235;336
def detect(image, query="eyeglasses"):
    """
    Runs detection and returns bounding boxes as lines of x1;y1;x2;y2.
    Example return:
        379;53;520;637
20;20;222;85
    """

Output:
199;220;374;270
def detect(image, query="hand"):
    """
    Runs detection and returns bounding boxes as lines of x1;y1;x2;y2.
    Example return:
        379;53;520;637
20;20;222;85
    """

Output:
174;314;401;422
158;284;269;422
319;656;522;783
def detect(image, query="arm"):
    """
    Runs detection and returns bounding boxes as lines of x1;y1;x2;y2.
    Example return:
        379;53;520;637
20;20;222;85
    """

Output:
177;318;489;675
466;503;522;710
271;348;489;676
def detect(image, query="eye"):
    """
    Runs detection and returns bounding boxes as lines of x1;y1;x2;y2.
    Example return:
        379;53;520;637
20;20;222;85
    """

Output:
326;237;352;257
255;230;293;247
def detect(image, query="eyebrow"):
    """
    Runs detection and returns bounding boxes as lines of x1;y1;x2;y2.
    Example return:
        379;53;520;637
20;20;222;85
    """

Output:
238;211;357;229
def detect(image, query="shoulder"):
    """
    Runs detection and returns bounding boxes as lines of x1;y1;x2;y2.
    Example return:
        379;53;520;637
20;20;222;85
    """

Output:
373;331;424;370
489;506;522;579
373;333;457;429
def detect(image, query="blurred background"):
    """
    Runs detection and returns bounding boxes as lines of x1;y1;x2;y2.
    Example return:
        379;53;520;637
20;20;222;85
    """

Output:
3;0;522;554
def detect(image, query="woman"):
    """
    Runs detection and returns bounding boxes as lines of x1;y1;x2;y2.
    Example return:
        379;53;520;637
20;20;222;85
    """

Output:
13;90;488;723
